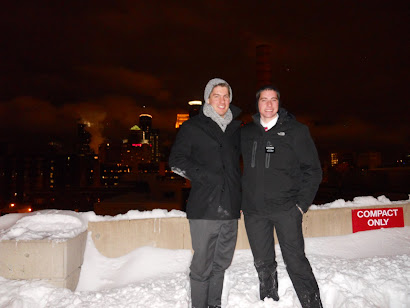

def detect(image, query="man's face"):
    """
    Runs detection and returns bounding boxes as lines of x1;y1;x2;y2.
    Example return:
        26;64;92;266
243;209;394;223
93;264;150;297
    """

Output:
208;85;230;117
258;89;279;122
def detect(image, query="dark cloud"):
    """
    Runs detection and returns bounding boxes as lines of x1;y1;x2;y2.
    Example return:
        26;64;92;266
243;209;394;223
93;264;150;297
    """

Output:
305;116;409;149
77;66;171;102
0;96;78;153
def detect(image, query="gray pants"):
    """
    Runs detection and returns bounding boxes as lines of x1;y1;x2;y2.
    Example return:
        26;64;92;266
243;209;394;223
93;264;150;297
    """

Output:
189;219;238;308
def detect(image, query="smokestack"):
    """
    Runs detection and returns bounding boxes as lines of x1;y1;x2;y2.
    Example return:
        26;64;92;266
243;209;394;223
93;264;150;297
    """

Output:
256;44;272;90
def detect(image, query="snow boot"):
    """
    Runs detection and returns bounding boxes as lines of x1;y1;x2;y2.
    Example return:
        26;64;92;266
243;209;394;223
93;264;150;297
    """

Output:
256;263;279;301
298;291;323;308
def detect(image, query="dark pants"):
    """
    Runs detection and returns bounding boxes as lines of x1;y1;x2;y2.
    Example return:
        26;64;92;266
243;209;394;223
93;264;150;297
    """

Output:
244;206;322;308
189;219;238;308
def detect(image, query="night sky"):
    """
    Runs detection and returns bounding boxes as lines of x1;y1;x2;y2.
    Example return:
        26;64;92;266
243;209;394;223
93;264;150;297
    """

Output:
1;1;408;160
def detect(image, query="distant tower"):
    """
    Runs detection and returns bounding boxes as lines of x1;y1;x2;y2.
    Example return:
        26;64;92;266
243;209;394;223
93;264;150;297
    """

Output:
128;124;144;145
175;100;202;131
150;129;160;162
139;114;152;135
77;123;91;155
188;100;202;118
256;44;272;89
175;114;189;130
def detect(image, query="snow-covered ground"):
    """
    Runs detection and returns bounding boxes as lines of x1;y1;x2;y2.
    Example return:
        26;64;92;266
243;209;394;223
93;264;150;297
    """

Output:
0;195;409;307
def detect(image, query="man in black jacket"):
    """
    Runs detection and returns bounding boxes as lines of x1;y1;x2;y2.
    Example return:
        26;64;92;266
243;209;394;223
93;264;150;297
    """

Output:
241;85;323;308
169;78;242;308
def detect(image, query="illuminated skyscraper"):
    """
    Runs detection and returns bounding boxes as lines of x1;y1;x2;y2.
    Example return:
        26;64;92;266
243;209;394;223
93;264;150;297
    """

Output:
175;100;202;130
139;114;152;134
122;114;162;166
331;153;339;167
175;114;189;129
150;129;160;162
128;124;144;145
189;100;202;118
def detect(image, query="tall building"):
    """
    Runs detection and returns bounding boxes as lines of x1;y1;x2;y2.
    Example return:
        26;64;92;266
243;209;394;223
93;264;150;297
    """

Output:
256;44;272;89
139;114;152;135
128;125;144;145
331;153;339;167
121;114;162;168
76;123;92;155
175;100;203;130
175;114;189;129
150;129;160;162
189;100;202;118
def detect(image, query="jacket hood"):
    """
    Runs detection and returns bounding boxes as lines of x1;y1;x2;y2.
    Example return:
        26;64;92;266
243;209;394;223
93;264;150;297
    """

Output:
229;104;242;119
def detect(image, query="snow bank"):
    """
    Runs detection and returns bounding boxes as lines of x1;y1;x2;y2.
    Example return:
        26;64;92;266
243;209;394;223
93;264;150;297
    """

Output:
0;210;87;242
310;194;410;210
0;209;185;242
82;208;186;222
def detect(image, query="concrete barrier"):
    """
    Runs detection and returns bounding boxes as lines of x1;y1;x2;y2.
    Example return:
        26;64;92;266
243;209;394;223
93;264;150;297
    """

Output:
89;202;410;258
303;203;409;237
88;218;191;258
0;231;87;291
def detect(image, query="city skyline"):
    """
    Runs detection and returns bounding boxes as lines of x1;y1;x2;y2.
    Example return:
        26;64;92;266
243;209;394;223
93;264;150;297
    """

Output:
0;1;408;160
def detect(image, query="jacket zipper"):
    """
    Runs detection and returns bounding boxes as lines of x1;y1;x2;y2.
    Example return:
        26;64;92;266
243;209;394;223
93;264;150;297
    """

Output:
265;141;272;168
251;141;257;168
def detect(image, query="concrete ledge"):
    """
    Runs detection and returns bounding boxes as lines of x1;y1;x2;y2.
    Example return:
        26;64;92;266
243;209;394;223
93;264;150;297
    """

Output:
89;218;191;258
89;202;410;257
0;231;87;291
302;203;410;237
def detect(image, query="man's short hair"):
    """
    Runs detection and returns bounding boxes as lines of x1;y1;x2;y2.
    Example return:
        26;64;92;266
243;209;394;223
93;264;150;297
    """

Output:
256;85;280;105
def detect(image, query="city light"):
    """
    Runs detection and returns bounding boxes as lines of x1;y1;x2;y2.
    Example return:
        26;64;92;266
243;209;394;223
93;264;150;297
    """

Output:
188;100;202;105
331;153;339;167
175;114;189;128
139;114;153;118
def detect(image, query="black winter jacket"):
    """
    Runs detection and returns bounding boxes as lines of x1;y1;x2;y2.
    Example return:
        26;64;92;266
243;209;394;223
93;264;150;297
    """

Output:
241;108;322;214
169;105;242;220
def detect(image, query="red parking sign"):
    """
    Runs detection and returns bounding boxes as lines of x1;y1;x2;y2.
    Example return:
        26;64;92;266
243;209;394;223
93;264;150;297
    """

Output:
352;207;404;233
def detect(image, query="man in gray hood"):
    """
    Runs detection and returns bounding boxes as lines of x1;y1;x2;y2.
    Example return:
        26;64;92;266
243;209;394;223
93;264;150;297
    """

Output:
169;78;242;308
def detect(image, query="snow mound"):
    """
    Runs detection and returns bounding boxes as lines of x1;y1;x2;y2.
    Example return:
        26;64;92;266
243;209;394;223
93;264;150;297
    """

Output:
0;210;87;241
